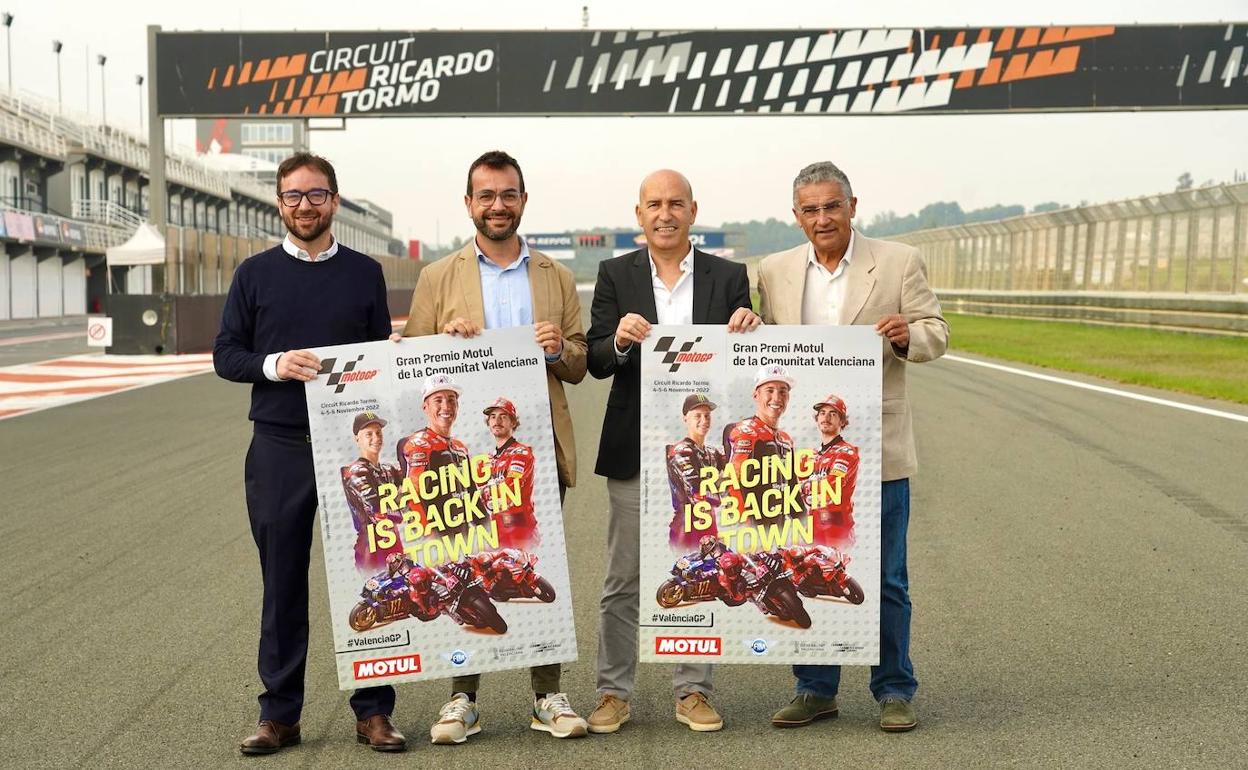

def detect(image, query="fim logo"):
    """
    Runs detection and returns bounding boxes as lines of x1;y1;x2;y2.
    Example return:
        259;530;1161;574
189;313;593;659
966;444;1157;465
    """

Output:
653;336;714;372
747;638;770;656
655;636;722;656
321;355;380;394
353;653;422;680
443;650;473;667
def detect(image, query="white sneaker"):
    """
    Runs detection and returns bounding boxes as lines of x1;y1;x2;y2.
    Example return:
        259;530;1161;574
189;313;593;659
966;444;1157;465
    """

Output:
430;693;481;744
530;693;588;739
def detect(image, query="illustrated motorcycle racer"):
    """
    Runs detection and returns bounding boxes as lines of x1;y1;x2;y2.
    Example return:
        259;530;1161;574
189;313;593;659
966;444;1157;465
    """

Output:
665;393;726;552
674;535;730;581
399;373;473;539
381;551;445;619
804;394;859;549
340;411;406;572
470;548;525;593
723;364;800;518
480;397;538;549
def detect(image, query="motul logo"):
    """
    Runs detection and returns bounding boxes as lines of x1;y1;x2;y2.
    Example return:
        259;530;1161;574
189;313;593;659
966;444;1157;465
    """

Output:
655;636;722;655
353;654;422;679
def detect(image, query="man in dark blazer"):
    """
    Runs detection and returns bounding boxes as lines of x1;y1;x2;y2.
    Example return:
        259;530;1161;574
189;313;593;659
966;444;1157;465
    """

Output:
585;169;759;735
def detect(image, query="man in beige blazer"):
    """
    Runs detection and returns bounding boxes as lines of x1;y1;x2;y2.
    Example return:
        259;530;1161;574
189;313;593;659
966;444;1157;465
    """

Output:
398;151;588;742
758;161;948;733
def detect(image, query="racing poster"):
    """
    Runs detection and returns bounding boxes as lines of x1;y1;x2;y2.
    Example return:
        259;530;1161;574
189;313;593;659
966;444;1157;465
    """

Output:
639;326;881;664
304;327;576;689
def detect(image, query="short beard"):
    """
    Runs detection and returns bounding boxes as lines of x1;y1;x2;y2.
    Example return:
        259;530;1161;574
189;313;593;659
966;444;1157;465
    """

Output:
473;213;520;242
284;213;331;244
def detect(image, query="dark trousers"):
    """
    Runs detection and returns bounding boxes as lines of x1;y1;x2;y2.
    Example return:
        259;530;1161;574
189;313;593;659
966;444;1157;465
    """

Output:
792;478;918;702
246;427;395;724
450;482;567;696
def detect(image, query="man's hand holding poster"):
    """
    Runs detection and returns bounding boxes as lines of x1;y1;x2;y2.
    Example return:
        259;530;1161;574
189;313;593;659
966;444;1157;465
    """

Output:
304;327;576;688
639;326;881;664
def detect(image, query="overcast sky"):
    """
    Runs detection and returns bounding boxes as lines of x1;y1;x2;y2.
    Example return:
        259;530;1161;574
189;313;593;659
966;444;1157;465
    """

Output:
5;0;1246;243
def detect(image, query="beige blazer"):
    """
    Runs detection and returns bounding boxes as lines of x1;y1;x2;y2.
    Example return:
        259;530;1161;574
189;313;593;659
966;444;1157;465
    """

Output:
401;243;587;487
757;232;948;481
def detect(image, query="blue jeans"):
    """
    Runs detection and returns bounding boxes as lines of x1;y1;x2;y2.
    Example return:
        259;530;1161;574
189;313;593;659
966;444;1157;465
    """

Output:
792;478;917;702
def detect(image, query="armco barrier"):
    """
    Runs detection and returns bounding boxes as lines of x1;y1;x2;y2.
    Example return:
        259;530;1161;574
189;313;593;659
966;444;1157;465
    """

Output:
937;290;1248;336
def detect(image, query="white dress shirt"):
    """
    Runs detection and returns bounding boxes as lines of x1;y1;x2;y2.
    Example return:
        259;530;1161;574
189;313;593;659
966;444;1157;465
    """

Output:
616;244;695;358
801;230;855;326
263;235;341;381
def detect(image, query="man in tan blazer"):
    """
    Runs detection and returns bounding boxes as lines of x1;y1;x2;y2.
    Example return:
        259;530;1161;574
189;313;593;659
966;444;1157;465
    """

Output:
758;161;948;734
399;151;589;742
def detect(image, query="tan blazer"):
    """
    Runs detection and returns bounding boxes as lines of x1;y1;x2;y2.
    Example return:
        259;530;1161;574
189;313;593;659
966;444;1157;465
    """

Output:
401;243;587;487
757;232;948;481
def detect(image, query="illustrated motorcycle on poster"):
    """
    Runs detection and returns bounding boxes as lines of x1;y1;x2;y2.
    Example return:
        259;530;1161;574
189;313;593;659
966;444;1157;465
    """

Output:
471;548;557;603
655;541;811;628
782;545;865;605
348;555;509;634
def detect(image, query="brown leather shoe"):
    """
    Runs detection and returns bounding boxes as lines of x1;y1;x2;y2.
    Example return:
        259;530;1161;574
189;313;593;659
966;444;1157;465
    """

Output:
356;714;407;752
239;720;300;755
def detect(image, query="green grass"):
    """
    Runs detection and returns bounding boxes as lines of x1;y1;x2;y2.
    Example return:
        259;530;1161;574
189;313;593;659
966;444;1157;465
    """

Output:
946;313;1248;405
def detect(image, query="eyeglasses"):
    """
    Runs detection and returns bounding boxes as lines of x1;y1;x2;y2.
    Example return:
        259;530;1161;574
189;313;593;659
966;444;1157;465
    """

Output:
278;188;335;207
472;189;523;207
797;199;850;219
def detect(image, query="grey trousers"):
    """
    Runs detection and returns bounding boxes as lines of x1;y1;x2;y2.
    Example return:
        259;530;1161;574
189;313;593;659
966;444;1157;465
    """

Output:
596;474;712;699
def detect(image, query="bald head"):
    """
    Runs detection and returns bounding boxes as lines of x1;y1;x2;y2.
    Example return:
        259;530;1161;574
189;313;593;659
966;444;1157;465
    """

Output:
639;169;694;204
636;168;698;261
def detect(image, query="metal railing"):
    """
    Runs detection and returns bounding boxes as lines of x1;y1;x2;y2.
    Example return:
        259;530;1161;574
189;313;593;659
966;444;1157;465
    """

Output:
894;182;1248;295
72;199;144;231
0;201;128;250
0;110;68;159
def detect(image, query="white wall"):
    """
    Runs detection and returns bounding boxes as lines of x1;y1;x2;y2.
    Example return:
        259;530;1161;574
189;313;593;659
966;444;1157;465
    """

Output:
62;257;86;315
37;256;63;317
9;251;36;318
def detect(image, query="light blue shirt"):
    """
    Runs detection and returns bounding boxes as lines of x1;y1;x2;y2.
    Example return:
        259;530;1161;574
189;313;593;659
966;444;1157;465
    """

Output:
476;237;535;329
475;237;561;362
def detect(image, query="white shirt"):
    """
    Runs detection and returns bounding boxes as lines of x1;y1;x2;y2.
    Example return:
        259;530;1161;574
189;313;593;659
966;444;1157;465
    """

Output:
801;230;856;326
616;244;695;359
281;234;339;262
263;235;341;381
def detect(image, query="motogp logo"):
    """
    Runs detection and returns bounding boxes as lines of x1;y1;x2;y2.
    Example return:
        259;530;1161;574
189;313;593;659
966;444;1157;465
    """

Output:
321;354;380;394
653;336;714;372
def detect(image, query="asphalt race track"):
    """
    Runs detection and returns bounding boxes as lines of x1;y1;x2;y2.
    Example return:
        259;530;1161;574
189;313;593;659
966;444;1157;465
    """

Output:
1;324;1245;769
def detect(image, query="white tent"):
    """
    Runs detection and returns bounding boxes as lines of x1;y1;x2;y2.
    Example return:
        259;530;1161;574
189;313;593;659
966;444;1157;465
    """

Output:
106;223;166;266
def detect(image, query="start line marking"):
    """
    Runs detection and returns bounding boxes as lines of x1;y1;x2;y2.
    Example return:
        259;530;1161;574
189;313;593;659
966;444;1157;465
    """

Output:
944;354;1248;425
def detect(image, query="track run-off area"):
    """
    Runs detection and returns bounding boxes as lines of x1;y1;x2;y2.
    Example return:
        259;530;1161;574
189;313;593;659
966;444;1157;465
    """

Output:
0;313;1244;769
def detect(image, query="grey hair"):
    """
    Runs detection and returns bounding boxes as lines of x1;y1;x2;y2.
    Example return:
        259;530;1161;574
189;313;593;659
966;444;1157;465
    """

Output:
792;161;853;204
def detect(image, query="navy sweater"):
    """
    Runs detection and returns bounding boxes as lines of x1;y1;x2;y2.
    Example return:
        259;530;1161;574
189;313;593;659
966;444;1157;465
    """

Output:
213;244;392;432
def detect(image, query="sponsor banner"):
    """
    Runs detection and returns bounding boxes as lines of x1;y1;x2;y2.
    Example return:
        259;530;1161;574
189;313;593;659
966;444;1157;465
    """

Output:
156;27;1248;118
3;211;34;241
305;327;577;688
610;231;731;259
523;233;575;261
32;214;60;243
638;325;881;664
60;221;87;246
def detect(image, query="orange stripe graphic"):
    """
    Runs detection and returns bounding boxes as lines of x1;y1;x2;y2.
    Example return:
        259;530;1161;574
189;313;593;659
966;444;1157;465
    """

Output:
238;61;253;85
1017;28;1040;48
996;28;1016;52
1002;53;1030;82
978;57;1004;86
207;67;217;90
253;58;272;81
1040;27;1067;46
223;65;235;88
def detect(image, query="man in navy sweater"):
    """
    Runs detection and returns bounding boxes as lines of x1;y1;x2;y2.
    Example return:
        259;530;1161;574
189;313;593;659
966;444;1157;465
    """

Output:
214;153;406;754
